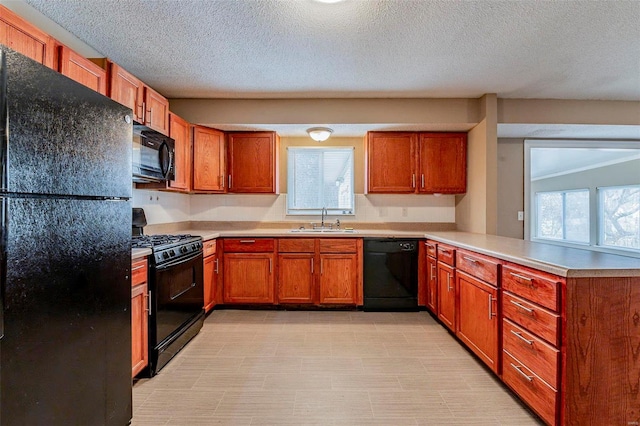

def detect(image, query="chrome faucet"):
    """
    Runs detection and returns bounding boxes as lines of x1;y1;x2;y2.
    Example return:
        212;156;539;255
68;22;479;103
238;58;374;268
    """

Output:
321;207;327;228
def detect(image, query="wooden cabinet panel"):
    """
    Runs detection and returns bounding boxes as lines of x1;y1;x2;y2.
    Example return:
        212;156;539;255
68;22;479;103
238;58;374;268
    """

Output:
502;264;561;312
503;318;559;388
278;254;315;304
417;133;467;194
109;62;144;122
436;243;456;266
425;240;437;257
278;238;315;253
223;253;274;304
144;86;169;135
426;255;438;314
0;5;54;68
366;132;416;193
437;262;456;331
319;254;357;304
456;249;499;285
456;270;499;373
319;238;357;253
224;238;275;253
168;113;191;192
131;258;147;287
503;350;559;426
502;292;560;347
192;125;225;192
203;252;218;313
58;45;107;95
203;239;217;258
227;132;278;193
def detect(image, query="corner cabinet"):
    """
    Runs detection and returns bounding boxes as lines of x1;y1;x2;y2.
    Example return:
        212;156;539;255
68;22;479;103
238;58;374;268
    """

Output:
366;131;467;194
0;5;55;69
227;132;279;193
192;125;225;192
131;257;149;378
222;239;275;304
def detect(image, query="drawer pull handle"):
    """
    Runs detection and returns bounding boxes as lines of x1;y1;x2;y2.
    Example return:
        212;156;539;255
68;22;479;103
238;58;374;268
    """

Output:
240;240;256;243
412;173;416;188
510;330;534;346
439;249;450;254
510;299;535;315
132;265;146;272
510;363;534;382
463;256;478;264
510;272;534;286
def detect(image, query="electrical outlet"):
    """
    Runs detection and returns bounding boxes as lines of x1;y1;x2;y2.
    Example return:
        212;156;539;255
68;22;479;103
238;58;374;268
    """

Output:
402;207;408;217
517;211;524;221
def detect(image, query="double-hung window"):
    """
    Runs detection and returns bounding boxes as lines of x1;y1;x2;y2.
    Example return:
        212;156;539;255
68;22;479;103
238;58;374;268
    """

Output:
535;189;590;243
287;147;355;215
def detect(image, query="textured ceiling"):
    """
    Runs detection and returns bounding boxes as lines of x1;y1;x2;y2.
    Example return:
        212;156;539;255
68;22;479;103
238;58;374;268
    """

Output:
24;0;640;101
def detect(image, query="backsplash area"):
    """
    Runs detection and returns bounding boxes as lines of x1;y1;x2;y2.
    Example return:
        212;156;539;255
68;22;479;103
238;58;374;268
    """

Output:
133;189;455;226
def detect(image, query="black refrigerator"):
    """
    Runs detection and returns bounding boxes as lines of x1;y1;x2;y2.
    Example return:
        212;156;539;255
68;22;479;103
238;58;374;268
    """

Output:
0;46;133;425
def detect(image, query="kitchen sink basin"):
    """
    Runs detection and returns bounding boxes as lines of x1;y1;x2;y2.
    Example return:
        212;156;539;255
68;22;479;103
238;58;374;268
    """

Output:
289;228;357;233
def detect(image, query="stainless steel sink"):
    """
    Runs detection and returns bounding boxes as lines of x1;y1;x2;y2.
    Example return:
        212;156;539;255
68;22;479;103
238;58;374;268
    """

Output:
289;228;357;234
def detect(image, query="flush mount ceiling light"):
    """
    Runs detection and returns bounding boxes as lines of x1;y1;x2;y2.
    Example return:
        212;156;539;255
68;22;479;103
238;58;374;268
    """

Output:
307;127;333;142
313;0;345;3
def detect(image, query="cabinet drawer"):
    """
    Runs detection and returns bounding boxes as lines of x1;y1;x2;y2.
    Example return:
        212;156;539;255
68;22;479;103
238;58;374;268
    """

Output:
224;238;275;252
436;243;455;266
203;239;217;257
456;249;499;285
278;238;315;253
319;239;357;253
131;258;147;287
503;318;559;387
502;264;561;312
502;292;560;347
503;350;558;426
425;240;437;257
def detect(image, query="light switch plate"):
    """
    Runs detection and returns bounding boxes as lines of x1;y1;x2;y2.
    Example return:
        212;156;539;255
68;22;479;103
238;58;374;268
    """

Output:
517;211;524;221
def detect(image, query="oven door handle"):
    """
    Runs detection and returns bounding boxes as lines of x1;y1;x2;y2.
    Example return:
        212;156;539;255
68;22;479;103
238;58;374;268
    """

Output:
155;251;202;270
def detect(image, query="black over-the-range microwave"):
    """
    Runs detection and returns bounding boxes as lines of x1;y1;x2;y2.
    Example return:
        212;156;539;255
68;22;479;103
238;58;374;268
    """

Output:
132;124;175;183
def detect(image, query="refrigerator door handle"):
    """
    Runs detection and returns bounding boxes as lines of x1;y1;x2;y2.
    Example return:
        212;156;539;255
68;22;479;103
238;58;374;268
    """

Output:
0;197;5;339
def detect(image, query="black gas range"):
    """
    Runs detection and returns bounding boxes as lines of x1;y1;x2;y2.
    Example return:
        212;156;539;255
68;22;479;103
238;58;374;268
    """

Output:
131;211;205;377
132;234;203;266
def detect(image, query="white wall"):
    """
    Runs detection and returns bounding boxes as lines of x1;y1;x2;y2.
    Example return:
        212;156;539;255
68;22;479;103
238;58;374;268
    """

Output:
132;188;190;225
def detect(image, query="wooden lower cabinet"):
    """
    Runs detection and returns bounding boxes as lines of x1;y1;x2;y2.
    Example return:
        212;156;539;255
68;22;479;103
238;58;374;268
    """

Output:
278;253;314;303
223;253;275;304
131;258;148;378
456;270;499;373
203;248;218;312
437;262;456;331
319;254;358;304
426;255;438;313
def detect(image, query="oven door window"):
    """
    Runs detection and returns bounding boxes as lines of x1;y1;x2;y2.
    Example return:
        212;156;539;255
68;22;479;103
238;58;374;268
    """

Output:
154;254;204;345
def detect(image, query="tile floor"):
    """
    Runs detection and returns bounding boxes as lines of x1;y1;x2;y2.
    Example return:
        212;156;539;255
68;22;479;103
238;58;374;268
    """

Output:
132;310;543;425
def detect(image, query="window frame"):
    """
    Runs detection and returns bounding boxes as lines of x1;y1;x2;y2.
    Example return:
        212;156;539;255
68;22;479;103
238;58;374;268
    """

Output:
598;184;640;253
286;146;355;216
534;188;590;244
525;139;640;257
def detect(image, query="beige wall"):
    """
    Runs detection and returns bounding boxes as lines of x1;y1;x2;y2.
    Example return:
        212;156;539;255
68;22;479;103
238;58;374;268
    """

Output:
497;138;524;239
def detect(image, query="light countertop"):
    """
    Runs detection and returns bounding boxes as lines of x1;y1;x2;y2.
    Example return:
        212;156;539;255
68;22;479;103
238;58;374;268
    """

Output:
132;248;152;259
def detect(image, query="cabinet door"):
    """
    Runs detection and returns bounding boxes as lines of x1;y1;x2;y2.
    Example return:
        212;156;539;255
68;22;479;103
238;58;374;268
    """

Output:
437;262;456;331
223;253;275;304
193;126;225;192
0;5;54;68
168;113;192;191
144;86;169;135
203;254;218;312
426;256;438;314
110;62;144;122
319;254;357;304
58;45;107;95
131;283;148;378
456;271;499;373
418;133;467;194
366;132;417;193
278;254;315;304
227;132;277;193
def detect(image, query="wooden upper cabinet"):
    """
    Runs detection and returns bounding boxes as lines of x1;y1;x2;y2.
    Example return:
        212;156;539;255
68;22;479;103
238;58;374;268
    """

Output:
366;132;417;193
0;5;55;69
193;125;225;192
110;62;145;122
227;132;279;193
58;45;107;95
418;133;467;194
167;113;192;192
144;86;169;135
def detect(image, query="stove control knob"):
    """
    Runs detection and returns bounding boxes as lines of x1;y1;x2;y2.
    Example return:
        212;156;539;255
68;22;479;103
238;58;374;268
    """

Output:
170;249;175;256
162;252;169;259
181;246;188;253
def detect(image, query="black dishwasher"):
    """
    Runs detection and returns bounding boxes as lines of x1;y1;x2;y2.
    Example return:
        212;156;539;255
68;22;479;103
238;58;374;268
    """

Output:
363;238;419;311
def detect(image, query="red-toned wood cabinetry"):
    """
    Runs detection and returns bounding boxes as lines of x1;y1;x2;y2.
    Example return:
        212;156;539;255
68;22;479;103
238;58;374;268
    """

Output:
227;132;279;193
168;113;192;192
203;239;218;313
192;125;225;192
58;45;107;95
0;5;55;68
131;258;148;378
